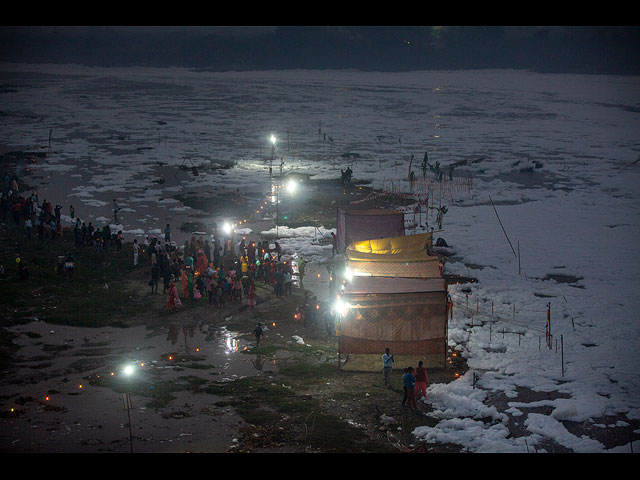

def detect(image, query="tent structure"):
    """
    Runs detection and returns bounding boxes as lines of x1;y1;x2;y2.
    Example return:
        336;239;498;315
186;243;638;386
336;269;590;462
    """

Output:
336;208;405;253
345;232;442;278
337;276;448;367
335;231;448;367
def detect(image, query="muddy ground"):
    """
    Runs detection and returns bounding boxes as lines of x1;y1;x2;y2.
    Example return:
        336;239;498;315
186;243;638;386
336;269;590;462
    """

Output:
0;169;465;454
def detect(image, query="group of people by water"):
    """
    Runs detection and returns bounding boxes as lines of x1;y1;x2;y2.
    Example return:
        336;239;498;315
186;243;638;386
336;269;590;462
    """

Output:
4;169;425;409
382;347;430;409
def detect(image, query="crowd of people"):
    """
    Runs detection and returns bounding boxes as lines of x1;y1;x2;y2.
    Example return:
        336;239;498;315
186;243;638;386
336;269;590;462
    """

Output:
162;233;305;315
2;171;312;320
4;170;432;413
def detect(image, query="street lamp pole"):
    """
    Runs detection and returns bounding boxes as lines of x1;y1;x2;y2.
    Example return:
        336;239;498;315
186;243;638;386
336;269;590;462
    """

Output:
270;134;276;181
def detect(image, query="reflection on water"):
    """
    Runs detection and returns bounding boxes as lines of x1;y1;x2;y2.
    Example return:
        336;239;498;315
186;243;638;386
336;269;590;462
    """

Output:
251;354;266;371
224;332;239;354
163;321;279;378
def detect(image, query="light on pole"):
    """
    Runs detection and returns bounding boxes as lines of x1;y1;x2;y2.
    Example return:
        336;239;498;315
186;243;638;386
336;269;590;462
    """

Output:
270;134;276;179
122;363;137;453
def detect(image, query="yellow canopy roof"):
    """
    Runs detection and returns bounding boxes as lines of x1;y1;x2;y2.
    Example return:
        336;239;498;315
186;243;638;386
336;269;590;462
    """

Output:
346;232;434;263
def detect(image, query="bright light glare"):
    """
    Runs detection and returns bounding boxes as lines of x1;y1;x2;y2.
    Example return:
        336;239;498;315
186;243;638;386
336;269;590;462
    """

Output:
287;180;298;194
334;298;351;317
344;267;353;282
222;222;232;234
123;365;135;376
270;134;276;145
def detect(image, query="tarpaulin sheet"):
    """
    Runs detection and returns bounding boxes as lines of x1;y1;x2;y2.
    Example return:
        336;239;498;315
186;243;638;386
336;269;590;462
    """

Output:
337;208;405;253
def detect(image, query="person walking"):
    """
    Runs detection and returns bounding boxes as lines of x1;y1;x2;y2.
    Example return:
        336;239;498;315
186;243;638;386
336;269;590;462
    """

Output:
253;323;264;347
415;360;429;400
402;366;417;409
382;347;394;389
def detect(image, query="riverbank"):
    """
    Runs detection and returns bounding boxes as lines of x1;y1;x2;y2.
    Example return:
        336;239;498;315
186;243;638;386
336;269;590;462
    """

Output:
0;167;463;453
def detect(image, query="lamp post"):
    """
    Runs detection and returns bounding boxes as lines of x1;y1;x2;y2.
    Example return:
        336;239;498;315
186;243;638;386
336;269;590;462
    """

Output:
122;364;136;453
223;221;234;257
270;134;276;180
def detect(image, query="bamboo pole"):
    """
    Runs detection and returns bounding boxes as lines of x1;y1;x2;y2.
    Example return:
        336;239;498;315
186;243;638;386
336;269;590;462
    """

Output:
489;195;517;258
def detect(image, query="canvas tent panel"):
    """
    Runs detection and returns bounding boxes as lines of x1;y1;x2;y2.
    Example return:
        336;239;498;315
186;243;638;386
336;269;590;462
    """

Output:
337;291;447;358
343;276;445;294
337;292;447;342
339;336;446;356
349;259;441;278
337;208;405;253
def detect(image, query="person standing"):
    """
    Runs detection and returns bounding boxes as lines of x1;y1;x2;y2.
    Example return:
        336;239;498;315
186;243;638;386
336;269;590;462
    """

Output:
274;266;284;298
69;204;75;220
164;224;171;243
150;262;160;294
165;277;180;311
283;269;292;296
401;368;409;406
382;347;394;389
247;280;256;309
297;256;305;287
414;360;429;400
402;366;417;409
24;217;32;239
133;239;140;267
331;232;338;257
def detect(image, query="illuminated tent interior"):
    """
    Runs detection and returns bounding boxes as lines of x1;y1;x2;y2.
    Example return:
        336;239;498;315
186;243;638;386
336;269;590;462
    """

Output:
345;232;442;278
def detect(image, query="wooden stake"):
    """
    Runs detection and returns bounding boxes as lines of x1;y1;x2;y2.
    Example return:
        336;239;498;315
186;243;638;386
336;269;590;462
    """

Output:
561;335;564;377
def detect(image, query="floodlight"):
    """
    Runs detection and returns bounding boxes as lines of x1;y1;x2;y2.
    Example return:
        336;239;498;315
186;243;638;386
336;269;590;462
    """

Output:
334;298;351;317
344;267;353;282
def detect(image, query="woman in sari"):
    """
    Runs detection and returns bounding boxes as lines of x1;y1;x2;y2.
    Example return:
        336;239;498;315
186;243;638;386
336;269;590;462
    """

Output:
247;280;256;309
181;269;189;298
165;277;180;311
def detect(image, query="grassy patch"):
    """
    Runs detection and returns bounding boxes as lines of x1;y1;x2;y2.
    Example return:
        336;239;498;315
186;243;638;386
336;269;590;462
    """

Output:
0;226;154;328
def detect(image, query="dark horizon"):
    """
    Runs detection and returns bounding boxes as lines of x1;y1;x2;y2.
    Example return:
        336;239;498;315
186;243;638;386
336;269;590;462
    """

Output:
1;26;639;75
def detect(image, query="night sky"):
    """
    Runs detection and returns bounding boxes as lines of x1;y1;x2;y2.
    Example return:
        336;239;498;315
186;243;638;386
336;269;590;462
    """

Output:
1;26;639;75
